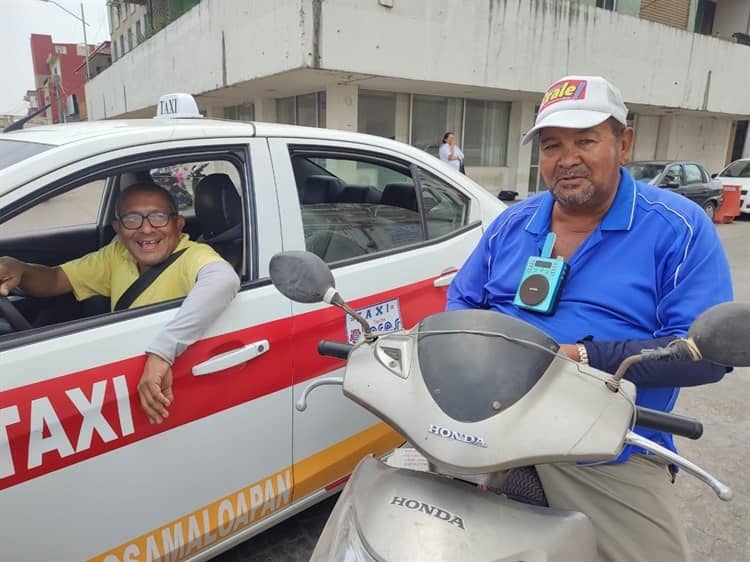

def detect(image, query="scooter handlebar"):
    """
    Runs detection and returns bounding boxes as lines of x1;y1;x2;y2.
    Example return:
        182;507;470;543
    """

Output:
634;406;703;440
318;340;354;360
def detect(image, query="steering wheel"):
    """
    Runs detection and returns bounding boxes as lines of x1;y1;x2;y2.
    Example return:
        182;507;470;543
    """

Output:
0;296;32;331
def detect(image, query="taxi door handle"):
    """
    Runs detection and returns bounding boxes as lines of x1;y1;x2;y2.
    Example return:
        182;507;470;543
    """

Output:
192;340;270;376
433;268;458;288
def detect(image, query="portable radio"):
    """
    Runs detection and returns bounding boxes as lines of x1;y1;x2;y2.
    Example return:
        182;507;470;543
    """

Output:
513;232;569;315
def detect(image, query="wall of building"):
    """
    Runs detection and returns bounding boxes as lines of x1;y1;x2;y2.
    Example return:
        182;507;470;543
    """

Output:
86;0;749;193
653;115;733;172
109;2;148;62
712;0;750;40
89;0;311;119
632;115;660;161
317;0;749;116
89;0;750;120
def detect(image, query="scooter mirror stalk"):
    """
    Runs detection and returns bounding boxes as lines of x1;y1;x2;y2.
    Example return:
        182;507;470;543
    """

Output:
687;302;750;367
269;251;336;304
270;251;375;342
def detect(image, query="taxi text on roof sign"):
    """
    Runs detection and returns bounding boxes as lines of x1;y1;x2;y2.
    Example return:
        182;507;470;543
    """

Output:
154;93;203;120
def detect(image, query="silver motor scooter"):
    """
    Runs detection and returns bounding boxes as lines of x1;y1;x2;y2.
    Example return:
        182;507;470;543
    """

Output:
269;251;746;562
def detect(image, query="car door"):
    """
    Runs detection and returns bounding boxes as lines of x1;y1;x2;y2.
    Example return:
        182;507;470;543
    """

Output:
0;138;294;562
268;137;488;503
683;163;710;205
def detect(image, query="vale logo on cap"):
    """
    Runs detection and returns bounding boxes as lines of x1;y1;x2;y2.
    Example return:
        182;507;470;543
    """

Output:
540;79;587;112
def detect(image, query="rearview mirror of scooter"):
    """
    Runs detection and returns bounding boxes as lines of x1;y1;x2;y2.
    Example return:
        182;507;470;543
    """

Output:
269;250;336;304
688;302;750;366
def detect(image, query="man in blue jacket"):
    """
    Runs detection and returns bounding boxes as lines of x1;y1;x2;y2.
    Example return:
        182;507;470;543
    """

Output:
447;75;732;562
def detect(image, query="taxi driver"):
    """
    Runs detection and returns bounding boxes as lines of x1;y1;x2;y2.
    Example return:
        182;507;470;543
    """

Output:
0;182;240;424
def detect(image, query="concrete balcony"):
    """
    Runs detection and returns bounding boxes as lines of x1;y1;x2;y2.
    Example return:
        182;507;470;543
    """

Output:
87;0;750;122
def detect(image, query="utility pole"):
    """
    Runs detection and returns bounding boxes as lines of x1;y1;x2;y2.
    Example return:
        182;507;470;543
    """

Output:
81;3;91;81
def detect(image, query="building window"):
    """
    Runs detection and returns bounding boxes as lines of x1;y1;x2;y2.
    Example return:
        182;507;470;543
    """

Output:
411;95;463;158
120;34;125;55
297;93;318;127
596;0;616;10
223;104;255;121
463;100;510;167
116;3;121;23
127;28;133;51
112;41;118;61
136;21;142;44
277;97;295;124
359;90;397;140
276;93;326;127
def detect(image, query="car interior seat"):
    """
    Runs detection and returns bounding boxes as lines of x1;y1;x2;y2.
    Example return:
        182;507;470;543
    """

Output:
194;173;243;272
300;175;346;204
381;183;418;211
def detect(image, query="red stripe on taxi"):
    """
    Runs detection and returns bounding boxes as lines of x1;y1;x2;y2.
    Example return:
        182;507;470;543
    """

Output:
0;276;446;491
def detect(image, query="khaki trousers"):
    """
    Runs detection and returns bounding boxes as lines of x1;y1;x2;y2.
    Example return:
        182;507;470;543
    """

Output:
536;455;691;562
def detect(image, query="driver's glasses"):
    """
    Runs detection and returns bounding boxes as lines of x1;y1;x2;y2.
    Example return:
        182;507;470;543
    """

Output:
117;211;176;230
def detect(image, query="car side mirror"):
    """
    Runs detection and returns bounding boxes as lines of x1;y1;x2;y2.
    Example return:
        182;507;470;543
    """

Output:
269;251;336;304
688;302;750;366
711;173;718;179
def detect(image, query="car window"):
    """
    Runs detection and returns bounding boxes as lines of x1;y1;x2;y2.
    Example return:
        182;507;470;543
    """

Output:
719;160;750;178
291;152;472;263
0;151;248;344
0;139;53;171
416;168;469;239
0;179;106;236
624;163;663;182
684;164;703;185
149;160;241;218
292;155;422;263
664;165;683;185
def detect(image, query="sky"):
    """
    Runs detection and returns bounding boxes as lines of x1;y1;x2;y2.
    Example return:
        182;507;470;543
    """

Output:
1;0;111;115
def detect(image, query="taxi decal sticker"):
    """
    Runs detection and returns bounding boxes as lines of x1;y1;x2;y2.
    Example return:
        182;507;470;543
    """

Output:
91;468;292;562
346;298;403;344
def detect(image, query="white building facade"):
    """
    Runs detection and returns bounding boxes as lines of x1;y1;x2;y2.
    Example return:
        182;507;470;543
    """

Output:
89;0;750;196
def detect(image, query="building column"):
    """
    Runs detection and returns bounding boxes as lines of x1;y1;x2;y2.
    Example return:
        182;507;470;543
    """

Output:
632;115;659;161
513;100;537;198
325;84;358;132
253;97;277;122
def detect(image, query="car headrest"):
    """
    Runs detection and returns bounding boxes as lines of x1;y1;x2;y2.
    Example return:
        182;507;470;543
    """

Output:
301;175;345;205
194;173;242;237
381;183;417;211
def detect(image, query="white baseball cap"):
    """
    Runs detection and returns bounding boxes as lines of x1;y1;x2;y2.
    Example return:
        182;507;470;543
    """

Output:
522;76;628;145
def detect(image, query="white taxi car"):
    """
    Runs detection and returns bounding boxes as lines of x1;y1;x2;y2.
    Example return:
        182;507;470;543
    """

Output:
0;95;504;562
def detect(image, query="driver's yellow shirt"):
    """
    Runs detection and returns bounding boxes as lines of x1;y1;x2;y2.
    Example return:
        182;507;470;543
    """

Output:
60;234;224;310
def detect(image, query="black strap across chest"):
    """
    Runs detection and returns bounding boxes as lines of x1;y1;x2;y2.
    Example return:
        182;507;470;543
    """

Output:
114;248;188;311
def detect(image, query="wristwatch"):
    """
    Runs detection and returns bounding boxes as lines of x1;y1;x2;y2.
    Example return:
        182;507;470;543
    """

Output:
576;343;589;365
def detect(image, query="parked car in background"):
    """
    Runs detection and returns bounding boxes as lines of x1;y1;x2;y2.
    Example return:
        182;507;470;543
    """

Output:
624;160;723;220
713;158;750;215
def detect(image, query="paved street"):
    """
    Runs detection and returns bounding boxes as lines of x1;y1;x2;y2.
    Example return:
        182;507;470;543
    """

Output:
216;218;750;562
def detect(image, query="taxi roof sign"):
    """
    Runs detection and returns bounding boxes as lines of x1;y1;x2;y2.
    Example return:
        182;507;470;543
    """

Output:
154;93;203;119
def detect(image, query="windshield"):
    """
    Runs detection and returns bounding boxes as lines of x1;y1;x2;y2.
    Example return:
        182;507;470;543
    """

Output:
625;162;665;182
718;160;750;178
0;139;53;171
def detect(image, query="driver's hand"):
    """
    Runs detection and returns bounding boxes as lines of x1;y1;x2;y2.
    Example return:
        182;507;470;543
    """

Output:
138;353;174;424
0;257;23;296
